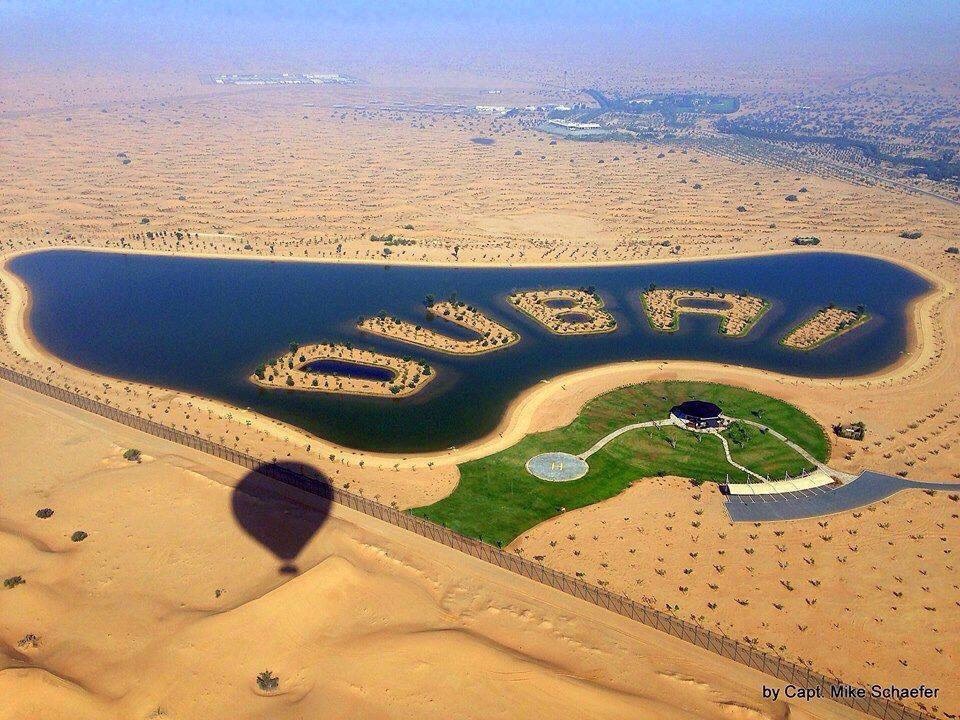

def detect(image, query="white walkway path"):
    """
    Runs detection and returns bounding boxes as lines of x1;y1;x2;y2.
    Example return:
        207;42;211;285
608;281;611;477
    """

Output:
573;413;849;484
734;417;855;482
577;419;674;459
712;430;765;481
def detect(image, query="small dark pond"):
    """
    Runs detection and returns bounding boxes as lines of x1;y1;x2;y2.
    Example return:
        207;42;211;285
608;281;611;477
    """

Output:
557;311;596;323
300;359;397;382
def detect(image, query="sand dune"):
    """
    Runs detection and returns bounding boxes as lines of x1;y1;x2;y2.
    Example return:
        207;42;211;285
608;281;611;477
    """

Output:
0;381;862;720
1;75;958;720
511;476;959;715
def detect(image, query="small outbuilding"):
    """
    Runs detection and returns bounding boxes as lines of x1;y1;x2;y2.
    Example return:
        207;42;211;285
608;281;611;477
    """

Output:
834;422;865;441
670;400;724;429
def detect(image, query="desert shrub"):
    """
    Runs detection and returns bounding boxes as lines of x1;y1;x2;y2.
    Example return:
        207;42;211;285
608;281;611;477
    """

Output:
17;634;39;648
36;508;54;519
256;670;279;692
122;448;142;462
4;576;25;589
71;531;88;542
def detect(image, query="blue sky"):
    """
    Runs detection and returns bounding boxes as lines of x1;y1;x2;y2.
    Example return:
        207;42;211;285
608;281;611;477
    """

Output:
2;1;958;76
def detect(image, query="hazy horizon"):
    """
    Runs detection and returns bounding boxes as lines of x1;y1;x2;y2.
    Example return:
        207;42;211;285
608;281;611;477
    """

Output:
3;0;959;87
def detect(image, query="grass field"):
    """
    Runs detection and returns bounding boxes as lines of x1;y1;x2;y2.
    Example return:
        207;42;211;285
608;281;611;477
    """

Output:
411;381;830;545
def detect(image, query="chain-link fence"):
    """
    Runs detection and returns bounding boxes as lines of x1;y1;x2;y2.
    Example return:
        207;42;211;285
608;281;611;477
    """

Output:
0;365;935;720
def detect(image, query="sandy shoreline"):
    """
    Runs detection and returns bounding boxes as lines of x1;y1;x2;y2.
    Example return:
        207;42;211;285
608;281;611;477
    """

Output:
1;71;958;720
0;379;867;720
0;243;951;470
4;234;953;274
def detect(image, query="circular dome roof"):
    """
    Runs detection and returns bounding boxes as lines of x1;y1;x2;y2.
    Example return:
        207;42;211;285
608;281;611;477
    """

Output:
671;400;722;419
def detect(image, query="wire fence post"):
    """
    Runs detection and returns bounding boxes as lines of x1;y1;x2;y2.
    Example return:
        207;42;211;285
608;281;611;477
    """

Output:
0;364;938;720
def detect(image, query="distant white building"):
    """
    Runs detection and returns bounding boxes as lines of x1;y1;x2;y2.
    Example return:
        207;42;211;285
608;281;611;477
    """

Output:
212;73;354;86
548;119;601;130
475;105;509;115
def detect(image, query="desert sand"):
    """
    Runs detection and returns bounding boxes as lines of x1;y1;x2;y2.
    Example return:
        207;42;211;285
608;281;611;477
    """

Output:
510;477;959;718
0;380;864;720
1;75;959;718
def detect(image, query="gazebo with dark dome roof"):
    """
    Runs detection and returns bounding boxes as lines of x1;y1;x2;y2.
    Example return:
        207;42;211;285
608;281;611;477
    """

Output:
670;400;724;429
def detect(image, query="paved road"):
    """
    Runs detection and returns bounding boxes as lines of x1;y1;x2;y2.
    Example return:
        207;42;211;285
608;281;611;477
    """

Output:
725;470;960;522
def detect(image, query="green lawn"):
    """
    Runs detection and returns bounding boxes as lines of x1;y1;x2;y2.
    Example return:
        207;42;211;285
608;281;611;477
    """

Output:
411;381;829;546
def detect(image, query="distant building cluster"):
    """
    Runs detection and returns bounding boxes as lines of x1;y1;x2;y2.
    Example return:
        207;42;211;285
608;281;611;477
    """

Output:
209;73;356;86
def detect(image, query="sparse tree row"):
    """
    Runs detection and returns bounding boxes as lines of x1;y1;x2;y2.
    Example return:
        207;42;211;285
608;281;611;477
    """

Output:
246;287;867;398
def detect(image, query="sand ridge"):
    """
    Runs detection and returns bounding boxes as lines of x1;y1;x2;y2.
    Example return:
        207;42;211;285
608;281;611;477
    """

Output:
0;77;959;719
0;380;862;720
508;476;960;717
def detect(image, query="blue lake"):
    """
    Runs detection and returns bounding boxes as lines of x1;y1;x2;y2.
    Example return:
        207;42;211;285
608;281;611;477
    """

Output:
10;250;929;452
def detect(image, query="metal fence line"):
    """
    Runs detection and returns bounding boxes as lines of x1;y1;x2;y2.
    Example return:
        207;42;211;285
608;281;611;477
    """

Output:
0;365;935;720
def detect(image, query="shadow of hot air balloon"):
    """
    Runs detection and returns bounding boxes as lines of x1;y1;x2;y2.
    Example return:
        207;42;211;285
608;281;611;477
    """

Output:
231;461;333;575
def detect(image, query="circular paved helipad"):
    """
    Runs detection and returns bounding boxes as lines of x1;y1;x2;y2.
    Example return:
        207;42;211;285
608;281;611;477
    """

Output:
525;452;589;482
